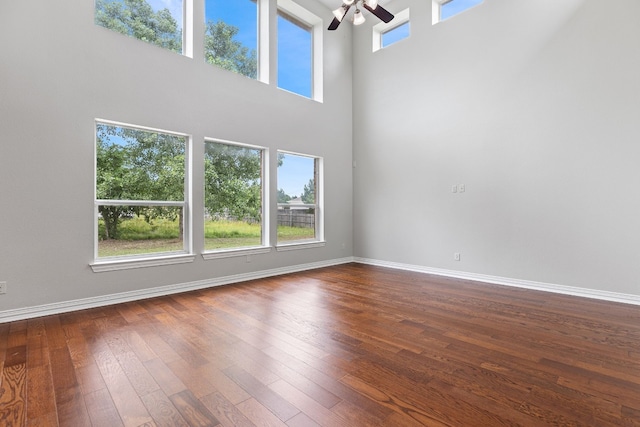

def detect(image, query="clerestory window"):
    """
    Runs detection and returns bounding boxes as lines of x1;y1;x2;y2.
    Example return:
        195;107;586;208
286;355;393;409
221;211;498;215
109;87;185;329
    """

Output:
95;0;185;54
373;8;410;52
277;0;323;101
204;0;258;79
95;0;324;101
433;0;483;24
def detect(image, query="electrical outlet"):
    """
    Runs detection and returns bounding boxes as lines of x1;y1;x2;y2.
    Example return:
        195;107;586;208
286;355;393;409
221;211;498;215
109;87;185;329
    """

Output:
458;184;465;193
454;253;461;261
0;282;6;294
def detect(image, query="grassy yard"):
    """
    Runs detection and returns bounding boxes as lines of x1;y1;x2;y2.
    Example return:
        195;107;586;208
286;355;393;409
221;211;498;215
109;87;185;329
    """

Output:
98;217;314;257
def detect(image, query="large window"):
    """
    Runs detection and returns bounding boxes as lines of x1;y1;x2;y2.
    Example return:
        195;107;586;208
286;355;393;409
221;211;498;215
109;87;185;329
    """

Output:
277;152;322;245
204;0;258;79
204;140;266;252
95;121;189;260
433;0;483;24
95;0;184;54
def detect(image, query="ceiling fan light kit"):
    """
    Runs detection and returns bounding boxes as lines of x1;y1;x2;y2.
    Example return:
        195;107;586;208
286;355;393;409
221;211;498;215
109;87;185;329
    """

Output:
328;0;394;30
332;5;348;21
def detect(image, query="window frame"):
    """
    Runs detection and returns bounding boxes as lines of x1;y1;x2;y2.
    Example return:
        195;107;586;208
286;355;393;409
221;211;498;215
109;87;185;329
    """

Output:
201;138;271;260
91;119;194;272
276;150;324;250
276;0;323;102
373;8;410;52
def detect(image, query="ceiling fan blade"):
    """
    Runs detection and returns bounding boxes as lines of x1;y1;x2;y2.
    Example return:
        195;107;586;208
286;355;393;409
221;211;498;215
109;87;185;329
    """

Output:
328;17;341;30
328;4;351;30
363;3;395;23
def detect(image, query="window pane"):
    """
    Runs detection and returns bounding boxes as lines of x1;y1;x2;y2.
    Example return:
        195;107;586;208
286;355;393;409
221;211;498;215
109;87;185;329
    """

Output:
204;0;258;79
95;0;183;53
277;153;316;242
382;22;410;48
277;12;312;98
97;205;184;257
204;142;263;251
441;0;483;21
95;122;187;259
96;124;186;201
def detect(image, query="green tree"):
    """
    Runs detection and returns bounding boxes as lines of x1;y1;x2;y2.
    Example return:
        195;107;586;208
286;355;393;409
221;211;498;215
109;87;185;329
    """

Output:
301;178;315;204
277;188;292;204
96;124;186;240
96;130;132;240
96;0;256;77
205;143;261;222
205;20;257;78
117;127;185;203
95;0;182;53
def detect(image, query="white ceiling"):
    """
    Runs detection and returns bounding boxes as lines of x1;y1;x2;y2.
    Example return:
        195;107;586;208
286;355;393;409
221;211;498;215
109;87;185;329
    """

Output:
317;0;337;8
317;0;397;14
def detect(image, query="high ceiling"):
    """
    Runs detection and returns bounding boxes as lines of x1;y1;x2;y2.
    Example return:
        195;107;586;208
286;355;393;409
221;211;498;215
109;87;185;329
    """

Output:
317;0;338;9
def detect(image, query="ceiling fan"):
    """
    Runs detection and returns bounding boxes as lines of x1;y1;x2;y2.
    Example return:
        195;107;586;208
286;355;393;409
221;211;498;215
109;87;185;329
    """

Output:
328;0;394;30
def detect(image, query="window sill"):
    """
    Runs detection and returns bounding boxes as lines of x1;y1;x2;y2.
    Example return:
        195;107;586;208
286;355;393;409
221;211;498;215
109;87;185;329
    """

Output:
202;246;272;260
90;253;196;272
276;240;326;252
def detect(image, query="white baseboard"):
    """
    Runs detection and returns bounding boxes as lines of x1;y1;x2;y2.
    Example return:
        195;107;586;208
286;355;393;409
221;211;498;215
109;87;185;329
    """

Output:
3;256;638;323
0;257;355;323
354;257;640;306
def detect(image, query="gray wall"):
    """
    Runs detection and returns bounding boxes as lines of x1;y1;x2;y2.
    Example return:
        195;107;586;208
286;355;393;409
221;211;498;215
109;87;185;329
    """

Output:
3;0;639;316
0;0;353;313
353;0;640;296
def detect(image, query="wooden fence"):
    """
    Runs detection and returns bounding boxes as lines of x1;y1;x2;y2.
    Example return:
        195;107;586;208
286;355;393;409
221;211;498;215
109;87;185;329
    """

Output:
277;210;315;228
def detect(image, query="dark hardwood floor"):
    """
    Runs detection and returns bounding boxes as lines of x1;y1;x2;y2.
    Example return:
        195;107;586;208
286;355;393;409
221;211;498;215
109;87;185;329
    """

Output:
1;263;639;426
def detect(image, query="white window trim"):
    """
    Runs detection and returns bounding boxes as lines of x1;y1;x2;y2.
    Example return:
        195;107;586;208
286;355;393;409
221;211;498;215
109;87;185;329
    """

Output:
202;246;272;260
277;0;323;102
91;254;196;273
258;0;270;84
276;240;325;251
93;119;193;271
202;138;271;257
276;150;324;250
373;8;410;52
433;0;448;24
183;0;194;58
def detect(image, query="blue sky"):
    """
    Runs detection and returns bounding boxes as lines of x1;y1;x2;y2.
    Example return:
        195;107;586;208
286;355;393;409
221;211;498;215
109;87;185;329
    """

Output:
278;154;314;198
441;0;484;20
148;0;183;27
277;14;312;98
382;21;409;48
205;0;258;51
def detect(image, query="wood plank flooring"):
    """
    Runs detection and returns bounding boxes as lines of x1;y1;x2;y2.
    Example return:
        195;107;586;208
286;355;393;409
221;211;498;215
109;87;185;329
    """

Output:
1;263;639;426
